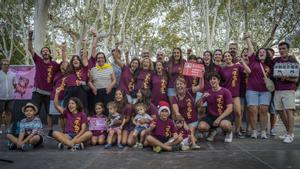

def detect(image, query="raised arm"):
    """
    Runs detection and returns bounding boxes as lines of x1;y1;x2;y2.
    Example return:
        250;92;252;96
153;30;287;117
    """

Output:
240;58;251;74
28;31;34;56
90;28;98;59
243;32;254;56
81;39;88;67
54;87;64;114
60;42;67;62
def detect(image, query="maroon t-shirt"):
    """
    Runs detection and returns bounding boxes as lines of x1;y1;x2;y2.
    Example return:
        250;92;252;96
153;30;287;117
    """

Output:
247;54;271;92
149;103;158;117
65;66;89;87
203;87;233;117
151;74;168;106
220;64;244;97
136;69;152;90
273;57;299;91
64;109;87;134
177;127;190;139
88;57;96;70
167;62;184;88
172;89;198;123
151;118;176;138
33;53;60;92
118;104;132;129
118;66;134;94
50;72;66;100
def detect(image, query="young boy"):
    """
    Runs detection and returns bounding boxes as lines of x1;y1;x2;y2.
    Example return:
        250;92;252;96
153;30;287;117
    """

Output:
132;103;152;148
6;103;43;151
145;101;182;153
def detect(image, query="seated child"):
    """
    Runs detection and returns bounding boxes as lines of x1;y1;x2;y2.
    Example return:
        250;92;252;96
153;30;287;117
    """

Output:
105;101;124;149
6;103;43;151
175;119;200;151
132;103;152;148
145;101;183;153
53;87;92;151
88;102;107;145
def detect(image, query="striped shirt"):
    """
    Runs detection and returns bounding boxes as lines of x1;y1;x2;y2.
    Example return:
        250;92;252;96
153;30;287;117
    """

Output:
90;63;113;89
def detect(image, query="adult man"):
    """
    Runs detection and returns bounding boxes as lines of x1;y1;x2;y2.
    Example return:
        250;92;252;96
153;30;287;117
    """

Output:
273;42;299;143
142;48;151;59
0;59;16;133
228;42;239;63
28;31;61;138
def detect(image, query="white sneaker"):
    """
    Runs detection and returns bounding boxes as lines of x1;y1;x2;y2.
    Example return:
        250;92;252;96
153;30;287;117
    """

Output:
251;130;257;139
283;135;294;143
206;130;217;142
270;128;277;136
224;132;233;143
279;133;294;140
261;131;268;139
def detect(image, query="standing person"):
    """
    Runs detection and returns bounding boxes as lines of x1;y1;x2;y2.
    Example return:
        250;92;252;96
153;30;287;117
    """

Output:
6;103;43;151
266;48;277;136
172;77;203;149
115;48;140;104
228;42;239;63
141;48;151;59
219;51;251;138
198;72;234;142
88;52;116;114
167;47;186;104
151;61;168;107
213;49;224;66
63;40;89;113
0;59;16;132
28;31;62;138
185;55;200;89
135;57;153;91
244;32;272;139
273;42;299;143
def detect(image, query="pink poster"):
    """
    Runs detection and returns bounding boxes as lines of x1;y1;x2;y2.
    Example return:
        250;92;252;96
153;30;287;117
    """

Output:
10;66;35;100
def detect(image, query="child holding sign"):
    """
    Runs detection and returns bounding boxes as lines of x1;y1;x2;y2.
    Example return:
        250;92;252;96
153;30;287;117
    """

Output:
89;102;107;146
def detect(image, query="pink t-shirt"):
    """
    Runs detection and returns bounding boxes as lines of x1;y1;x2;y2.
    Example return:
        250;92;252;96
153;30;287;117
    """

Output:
203;87;233;117
33;53;60;92
220;64;244;97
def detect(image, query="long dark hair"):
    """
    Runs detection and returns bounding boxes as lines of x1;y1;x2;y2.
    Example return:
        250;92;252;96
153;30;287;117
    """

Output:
114;89;129;112
203;51;216;78
256;48;272;67
66;55;84;74
136;88;151;111
68;97;83;112
168;47;185;77
129;57;141;85
154;61;168;81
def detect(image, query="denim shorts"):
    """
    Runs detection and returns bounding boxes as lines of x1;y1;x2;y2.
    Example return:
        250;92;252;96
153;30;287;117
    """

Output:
167;88;176;97
246;90;271;106
188;121;199;128
134;126;146;133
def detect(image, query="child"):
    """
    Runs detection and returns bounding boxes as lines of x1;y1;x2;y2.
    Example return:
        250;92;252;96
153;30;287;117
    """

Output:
6;103;43;151
104;101;124;149
89;102;107;145
132;103;152;148
52;87;92;151
145;101;182;153
175;119;196;151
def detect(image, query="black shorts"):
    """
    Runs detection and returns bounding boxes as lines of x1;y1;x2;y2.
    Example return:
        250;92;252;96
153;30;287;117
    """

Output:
200;114;233;128
24;134;43;148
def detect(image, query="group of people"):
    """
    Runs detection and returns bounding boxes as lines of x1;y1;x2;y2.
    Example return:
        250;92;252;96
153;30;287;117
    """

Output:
1;30;298;153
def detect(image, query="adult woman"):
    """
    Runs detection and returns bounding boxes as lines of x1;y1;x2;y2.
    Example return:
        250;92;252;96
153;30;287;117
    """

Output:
172;77;203;149
135;57;153;91
203;51;221;91
151;61;168;106
167;47;186;103
88;52;116;114
244;32;272;139
219;51;251;138
115;52;140;104
213;49;223;66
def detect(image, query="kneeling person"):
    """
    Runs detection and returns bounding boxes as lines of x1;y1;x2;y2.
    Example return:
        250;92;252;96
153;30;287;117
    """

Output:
198;72;233;143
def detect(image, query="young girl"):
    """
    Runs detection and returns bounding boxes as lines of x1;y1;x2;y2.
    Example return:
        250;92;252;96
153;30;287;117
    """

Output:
89;102;107;145
151;61;168;106
175;119;193;151
145;101;182;153
105;101;124;149
132;103;153;148
53;87;92;151
6;103;43;151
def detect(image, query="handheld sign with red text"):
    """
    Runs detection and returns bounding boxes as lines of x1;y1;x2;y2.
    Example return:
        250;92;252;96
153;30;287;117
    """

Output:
89;118;107;131
183;62;204;78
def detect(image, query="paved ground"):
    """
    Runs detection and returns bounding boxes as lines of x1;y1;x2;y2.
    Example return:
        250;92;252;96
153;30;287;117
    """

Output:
0;119;299;169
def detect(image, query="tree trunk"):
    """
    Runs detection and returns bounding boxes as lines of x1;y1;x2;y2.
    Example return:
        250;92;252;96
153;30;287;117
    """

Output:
33;0;50;53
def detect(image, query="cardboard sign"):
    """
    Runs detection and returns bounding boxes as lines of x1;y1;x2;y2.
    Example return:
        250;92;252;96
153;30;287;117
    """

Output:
89;118;107;131
183;62;204;78
273;62;299;77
